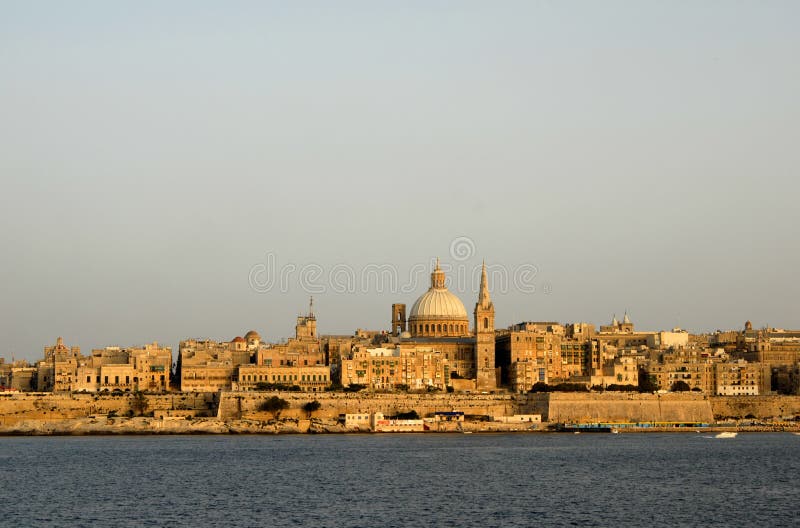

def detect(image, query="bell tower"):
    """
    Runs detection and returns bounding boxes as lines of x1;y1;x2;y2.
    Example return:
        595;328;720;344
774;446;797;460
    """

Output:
474;261;496;390
295;296;317;339
391;303;407;336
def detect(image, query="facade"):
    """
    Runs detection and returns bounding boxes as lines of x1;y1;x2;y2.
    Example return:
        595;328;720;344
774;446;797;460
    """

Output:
179;303;327;392
36;337;81;392
235;364;330;392
179;339;241;392
255;311;324;367
73;342;172;393
28;338;173;393
385;259;498;391
496;322;591;392
714;360;760;396
340;345;449;391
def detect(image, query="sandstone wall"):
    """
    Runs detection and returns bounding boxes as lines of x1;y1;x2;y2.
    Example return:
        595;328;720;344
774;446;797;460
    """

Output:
0;392;517;424
528;393;715;423
222;391;517;421
709;396;800;420
0;393;217;425
6;391;800;426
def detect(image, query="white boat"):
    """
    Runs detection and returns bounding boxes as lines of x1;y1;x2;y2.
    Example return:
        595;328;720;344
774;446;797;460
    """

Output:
610;428;620;434
715;432;738;439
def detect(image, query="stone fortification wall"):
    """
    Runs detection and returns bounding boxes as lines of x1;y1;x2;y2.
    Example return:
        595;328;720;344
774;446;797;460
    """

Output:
709;396;800;420
6;392;800;426
529;392;715;423
0;393;217;425
0;392;516;424
222;391;517;421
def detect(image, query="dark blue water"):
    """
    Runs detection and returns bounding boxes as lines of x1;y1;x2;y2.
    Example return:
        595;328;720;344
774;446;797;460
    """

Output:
0;433;797;527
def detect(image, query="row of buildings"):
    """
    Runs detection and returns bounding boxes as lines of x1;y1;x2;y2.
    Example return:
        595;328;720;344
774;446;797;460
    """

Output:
2;259;799;396
0;338;171;393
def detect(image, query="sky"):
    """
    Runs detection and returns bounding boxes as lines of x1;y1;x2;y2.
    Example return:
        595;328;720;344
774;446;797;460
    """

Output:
1;1;799;361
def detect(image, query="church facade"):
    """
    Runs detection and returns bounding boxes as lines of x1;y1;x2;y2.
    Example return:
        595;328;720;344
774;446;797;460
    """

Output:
390;259;498;391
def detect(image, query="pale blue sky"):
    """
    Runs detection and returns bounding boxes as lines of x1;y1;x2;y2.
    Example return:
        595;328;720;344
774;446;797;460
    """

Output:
1;1;799;360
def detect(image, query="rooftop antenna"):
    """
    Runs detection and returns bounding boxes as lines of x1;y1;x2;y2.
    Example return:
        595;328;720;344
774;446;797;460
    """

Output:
309;296;314;317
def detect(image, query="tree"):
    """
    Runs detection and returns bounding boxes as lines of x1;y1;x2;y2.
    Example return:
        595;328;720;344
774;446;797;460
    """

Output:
638;367;659;393
670;380;691;392
131;391;149;417
530;382;551;393
259;396;290;418
395;384;410;392
302;400;321;417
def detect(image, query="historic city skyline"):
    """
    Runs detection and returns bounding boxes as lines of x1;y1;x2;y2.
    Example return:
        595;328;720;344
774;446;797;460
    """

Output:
3;2;799;359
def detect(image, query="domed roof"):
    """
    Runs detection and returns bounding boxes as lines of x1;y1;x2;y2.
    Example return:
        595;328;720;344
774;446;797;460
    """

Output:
244;330;260;339
232;336;245;343
409;288;468;320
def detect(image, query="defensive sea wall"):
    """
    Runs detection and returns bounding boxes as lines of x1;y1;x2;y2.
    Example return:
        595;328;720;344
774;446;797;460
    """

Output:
3;392;800;429
0;392;218;425
525;393;715;424
218;391;516;421
709;395;800;421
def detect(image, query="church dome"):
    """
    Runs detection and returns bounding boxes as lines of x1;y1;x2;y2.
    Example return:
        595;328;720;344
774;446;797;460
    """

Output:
409;288;468;320
408;259;470;338
244;330;260;339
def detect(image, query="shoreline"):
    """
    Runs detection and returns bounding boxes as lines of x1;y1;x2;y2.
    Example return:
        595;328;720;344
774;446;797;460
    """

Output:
2;416;798;437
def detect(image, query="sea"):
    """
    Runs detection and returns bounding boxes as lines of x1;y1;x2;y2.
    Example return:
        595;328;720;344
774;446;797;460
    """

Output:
0;433;797;527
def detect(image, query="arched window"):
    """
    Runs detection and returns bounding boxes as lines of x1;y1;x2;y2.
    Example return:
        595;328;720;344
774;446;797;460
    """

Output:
437;324;441;332
425;324;429;333
483;317;489;329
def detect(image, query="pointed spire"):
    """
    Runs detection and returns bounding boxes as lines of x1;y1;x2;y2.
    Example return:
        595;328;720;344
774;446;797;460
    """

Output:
478;260;491;307
435;257;441;271
612;314;618;326
623;310;631;324
308;296;314;317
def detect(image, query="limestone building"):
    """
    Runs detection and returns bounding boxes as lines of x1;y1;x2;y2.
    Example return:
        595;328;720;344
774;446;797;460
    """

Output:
340;344;449;391
235;364;331;392
74;342;172;393
36;337;81;392
496;322;592;392
387;259;498;391
179;337;254;392
255;303;324;367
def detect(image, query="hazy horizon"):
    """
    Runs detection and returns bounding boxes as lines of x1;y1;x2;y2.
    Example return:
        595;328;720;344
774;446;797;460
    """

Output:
2;1;799;361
